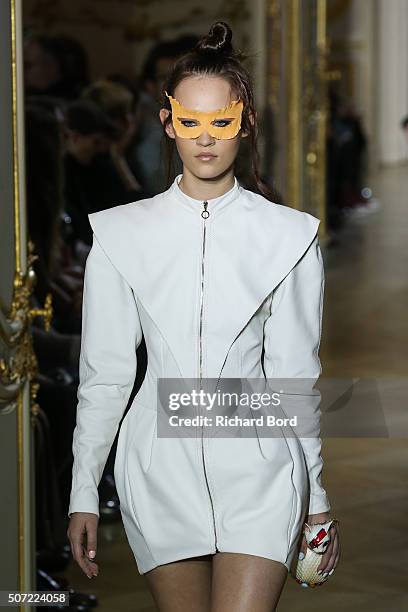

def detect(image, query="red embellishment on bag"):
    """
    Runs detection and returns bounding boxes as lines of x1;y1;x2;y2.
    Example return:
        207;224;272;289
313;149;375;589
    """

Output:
309;528;327;549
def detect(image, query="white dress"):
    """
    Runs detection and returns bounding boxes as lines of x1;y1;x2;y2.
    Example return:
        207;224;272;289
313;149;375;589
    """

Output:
68;174;331;575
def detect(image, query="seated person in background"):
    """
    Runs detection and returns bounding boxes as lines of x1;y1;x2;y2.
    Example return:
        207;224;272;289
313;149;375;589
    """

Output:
63;98;147;253
25;100;82;537
81;77;149;195
24;31;90;101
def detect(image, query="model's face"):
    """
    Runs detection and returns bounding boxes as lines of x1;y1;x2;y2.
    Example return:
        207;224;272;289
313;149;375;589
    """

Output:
159;76;248;180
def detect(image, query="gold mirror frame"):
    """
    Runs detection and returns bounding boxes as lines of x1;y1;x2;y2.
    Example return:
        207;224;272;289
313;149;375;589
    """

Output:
0;0;53;598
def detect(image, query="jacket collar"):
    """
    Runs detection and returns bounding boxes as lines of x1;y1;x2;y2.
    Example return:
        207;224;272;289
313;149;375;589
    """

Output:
171;173;242;216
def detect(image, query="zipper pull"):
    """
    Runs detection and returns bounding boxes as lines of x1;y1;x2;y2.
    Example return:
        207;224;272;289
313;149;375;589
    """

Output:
201;201;210;219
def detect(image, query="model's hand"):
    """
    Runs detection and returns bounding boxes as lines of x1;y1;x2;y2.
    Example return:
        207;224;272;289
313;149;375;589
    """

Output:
67;512;99;579
298;511;341;579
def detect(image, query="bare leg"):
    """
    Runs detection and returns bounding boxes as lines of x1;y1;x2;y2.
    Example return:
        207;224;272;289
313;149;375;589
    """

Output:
211;553;288;612
144;554;213;612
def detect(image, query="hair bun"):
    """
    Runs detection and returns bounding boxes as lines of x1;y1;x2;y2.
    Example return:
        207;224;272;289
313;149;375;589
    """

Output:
194;21;234;56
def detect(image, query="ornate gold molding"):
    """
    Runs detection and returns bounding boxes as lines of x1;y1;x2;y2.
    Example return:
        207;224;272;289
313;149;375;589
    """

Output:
4;0;54;599
0;240;53;417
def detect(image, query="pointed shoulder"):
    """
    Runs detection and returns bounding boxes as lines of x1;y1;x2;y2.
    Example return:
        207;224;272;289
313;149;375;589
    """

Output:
240;188;321;272
88;193;164;239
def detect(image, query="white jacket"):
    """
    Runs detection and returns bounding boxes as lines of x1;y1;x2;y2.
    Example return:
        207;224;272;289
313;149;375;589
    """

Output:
68;173;331;574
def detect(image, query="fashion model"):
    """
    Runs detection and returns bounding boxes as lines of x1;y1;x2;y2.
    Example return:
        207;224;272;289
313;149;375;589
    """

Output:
67;21;341;611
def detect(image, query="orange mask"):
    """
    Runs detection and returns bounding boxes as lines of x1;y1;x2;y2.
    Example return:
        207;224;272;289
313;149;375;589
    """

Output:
165;91;244;139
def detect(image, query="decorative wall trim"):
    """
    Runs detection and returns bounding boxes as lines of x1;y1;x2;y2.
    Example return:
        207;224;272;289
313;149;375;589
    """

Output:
1;0;53;599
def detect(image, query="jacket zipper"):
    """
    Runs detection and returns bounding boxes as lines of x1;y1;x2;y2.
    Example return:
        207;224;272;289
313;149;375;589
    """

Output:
199;200;219;552
199;201;209;385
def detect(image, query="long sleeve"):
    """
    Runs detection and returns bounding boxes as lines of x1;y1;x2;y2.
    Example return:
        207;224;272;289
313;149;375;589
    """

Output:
263;233;331;515
68;233;143;518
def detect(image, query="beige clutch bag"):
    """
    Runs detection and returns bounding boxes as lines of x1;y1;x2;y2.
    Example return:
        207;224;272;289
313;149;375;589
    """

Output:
291;518;339;588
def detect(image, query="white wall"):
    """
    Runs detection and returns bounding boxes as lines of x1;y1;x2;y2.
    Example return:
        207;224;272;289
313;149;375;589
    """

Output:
376;0;408;165
327;0;408;168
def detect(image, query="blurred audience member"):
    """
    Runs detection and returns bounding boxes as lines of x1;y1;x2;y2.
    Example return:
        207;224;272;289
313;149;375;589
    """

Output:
63;98;146;252
327;86;375;232
81;78;147;194
25;99;83;333
24;31;90;101
25;100;82;566
400;114;408;146
132;36;199;194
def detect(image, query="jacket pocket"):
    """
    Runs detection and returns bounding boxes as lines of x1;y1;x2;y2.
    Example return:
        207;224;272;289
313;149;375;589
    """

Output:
114;404;145;531
127;401;156;473
121;402;156;532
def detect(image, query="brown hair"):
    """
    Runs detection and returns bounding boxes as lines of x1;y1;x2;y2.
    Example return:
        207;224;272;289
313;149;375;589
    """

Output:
82;79;134;119
160;21;275;200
